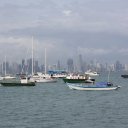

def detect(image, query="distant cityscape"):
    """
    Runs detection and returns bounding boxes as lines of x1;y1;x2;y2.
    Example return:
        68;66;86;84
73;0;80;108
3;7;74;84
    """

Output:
0;54;127;75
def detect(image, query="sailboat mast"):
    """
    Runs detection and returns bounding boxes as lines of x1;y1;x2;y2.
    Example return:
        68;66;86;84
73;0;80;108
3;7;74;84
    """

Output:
107;68;110;82
45;48;47;74
1;62;3;75
5;55;6;76
32;37;34;75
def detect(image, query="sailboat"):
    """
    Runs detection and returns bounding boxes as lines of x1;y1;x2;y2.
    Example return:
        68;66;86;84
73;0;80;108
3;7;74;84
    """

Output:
0;56;16;80
35;48;57;83
0;54;35;86
29;46;57;83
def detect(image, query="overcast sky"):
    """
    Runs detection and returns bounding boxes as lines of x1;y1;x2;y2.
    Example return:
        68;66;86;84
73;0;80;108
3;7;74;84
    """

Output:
0;0;128;65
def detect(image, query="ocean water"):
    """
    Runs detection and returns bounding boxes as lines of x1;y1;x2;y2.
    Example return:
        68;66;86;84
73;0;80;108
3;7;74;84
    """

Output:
0;72;128;128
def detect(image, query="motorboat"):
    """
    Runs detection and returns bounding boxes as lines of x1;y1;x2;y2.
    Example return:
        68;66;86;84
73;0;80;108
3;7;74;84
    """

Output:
48;70;67;78
66;82;120;91
85;70;99;76
63;74;95;83
121;74;128;78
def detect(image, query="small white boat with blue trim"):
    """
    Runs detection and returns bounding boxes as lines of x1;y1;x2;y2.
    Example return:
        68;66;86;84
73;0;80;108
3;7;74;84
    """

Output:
66;82;121;91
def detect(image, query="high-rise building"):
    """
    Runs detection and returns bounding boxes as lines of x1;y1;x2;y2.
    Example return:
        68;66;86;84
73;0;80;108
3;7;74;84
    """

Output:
21;59;25;73
27;59;32;74
115;61;123;71
78;54;85;73
67;58;74;73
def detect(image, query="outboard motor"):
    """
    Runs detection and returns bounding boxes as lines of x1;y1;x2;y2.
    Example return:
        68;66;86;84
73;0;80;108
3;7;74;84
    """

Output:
107;82;113;86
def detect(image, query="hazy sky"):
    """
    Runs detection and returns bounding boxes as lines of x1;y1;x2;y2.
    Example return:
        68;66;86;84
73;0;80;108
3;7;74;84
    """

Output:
0;0;128;65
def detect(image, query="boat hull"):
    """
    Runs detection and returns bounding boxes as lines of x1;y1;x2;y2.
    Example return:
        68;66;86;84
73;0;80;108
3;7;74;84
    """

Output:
121;75;128;78
35;78;57;83
0;82;35;86
67;83;120;91
63;78;95;83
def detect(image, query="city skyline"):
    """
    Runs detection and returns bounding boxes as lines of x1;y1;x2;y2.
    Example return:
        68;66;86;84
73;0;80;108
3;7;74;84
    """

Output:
0;56;127;75
0;0;128;64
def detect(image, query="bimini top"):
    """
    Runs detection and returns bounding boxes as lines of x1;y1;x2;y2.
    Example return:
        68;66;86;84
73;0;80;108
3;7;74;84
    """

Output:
48;70;67;74
95;82;113;87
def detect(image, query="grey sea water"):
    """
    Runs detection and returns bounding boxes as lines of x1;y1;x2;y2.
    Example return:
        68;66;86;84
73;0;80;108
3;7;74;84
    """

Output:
0;72;128;128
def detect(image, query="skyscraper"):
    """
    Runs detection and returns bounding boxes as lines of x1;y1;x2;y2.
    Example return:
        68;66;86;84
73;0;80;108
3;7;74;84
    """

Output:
67;58;74;73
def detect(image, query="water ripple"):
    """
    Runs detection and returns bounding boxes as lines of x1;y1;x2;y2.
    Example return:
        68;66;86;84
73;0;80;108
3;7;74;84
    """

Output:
0;73;128;128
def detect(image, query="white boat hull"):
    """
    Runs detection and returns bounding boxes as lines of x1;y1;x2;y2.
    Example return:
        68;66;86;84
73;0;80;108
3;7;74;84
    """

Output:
85;70;99;76
35;78;57;83
30;73;57;83
67;83;120;91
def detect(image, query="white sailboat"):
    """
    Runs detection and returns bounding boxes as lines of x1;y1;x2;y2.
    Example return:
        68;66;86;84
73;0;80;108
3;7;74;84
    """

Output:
0;56;16;80
30;46;57;83
35;48;57;83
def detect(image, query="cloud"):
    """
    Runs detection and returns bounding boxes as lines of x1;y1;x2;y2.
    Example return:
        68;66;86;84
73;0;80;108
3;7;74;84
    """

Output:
0;0;128;64
62;10;72;16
